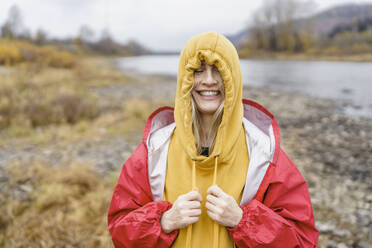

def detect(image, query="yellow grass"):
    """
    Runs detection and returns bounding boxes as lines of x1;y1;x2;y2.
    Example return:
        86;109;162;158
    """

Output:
0;162;118;247
0;57;132;132
0;39;77;68
0;52;172;247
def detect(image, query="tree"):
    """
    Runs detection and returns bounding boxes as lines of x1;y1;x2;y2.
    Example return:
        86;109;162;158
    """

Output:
78;25;95;43
1;4;24;39
34;29;47;45
248;0;315;52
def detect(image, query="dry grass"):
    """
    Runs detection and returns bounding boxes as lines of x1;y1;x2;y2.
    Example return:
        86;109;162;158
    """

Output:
0;57;131;132
105;97;171;142
0;39;77;68
0;65;100;130
0;96;167;149
0;162;118;248
0;54;170;247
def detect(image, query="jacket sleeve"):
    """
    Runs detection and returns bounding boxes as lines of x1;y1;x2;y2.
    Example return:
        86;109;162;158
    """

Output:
107;143;179;248
227;150;319;248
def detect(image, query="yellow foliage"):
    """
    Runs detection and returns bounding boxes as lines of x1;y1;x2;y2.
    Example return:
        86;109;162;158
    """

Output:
48;50;76;68
323;46;341;56
351;43;372;54
0;39;76;68
238;47;251;58
0;42;21;66
1;162;117;247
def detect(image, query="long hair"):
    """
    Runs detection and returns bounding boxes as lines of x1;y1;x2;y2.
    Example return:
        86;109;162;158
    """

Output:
190;81;225;155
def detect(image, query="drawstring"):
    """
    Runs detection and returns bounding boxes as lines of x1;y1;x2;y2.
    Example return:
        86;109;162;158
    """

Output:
186;159;197;248
186;155;220;248
212;155;219;248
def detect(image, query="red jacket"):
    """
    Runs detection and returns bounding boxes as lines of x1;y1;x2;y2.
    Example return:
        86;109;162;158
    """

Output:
108;99;319;247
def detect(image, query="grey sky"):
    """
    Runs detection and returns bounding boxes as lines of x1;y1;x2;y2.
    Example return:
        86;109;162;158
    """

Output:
1;0;372;51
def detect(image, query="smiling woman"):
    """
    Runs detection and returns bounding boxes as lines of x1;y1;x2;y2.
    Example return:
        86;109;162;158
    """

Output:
191;61;225;153
192;62;224;114
108;31;319;248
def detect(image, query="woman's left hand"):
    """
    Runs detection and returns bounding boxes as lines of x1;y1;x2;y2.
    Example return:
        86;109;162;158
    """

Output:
205;185;243;228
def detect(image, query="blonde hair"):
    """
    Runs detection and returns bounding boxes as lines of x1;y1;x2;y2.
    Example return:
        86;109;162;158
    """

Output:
190;80;225;155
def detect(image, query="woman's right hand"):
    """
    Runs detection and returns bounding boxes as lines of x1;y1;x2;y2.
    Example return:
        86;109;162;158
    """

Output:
161;190;202;233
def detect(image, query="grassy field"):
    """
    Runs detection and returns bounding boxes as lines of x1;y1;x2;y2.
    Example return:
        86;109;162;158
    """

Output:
0;43;163;247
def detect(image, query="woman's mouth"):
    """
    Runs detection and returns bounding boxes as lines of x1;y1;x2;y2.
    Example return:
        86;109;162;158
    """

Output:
197;90;220;96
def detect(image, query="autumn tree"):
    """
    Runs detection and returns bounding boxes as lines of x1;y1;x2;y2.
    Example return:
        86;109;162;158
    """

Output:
248;0;315;53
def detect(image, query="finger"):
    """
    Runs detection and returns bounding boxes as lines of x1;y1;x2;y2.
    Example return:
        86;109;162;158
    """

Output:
207;185;225;197
182;209;202;217
184;216;199;225
183;190;202;202
181;191;196;200
183;200;201;209
205;202;222;215
206;194;224;207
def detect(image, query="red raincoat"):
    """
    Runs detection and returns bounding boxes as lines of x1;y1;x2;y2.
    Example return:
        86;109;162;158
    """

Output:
107;99;319;247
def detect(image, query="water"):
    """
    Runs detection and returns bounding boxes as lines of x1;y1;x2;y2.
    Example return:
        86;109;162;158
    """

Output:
116;55;372;117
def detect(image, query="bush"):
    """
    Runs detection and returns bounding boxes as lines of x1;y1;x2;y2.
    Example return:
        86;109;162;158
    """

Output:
0;39;77;68
0;42;21;65
48;51;76;68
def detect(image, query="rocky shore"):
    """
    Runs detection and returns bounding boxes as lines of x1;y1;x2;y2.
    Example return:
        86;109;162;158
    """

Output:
0;70;371;247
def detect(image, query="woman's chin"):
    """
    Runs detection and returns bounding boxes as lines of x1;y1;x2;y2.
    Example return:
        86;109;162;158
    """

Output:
197;105;220;115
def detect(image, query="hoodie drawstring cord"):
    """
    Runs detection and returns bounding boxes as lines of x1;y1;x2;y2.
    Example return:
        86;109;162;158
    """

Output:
186;159;197;248
212;155;219;248
186;156;219;248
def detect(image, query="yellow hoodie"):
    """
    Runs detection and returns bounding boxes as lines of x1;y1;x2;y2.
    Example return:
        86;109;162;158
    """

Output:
164;31;249;248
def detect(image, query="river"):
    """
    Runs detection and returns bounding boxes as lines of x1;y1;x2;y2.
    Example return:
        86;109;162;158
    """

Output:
116;55;372;117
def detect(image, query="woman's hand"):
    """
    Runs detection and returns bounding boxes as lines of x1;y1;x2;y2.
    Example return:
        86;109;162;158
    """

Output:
161;190;202;233
205;185;243;228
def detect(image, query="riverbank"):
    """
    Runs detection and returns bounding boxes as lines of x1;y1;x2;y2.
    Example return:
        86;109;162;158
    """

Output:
239;51;372;62
0;58;371;247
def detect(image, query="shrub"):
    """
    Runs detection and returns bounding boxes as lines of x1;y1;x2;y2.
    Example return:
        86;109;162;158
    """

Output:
0;39;77;68
0;42;21;66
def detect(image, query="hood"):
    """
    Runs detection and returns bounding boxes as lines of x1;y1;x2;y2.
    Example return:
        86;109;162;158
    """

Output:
174;31;243;163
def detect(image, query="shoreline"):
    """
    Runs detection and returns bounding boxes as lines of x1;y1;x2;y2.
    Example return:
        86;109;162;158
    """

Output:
238;52;372;63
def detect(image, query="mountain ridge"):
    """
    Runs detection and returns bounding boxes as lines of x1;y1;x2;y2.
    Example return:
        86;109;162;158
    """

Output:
226;3;372;46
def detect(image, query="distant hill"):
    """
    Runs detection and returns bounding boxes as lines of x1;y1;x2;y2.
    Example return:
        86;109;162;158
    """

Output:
228;3;372;46
299;3;372;35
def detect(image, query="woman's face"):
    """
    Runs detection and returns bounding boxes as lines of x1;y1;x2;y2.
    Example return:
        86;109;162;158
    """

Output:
192;61;224;115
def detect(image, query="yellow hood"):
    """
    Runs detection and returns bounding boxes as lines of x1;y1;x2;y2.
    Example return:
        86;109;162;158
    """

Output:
174;31;243;163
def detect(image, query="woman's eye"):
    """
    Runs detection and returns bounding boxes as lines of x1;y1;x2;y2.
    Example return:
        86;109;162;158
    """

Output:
195;70;203;73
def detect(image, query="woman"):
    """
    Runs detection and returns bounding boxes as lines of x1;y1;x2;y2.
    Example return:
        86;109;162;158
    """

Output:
108;31;318;247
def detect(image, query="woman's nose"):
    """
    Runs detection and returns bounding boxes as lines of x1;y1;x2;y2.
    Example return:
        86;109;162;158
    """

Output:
202;67;217;85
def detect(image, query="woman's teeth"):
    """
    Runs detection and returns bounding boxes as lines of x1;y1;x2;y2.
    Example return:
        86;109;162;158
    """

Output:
199;91;219;96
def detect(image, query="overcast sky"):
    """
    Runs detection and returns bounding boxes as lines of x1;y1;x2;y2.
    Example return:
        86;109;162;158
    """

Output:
1;0;372;51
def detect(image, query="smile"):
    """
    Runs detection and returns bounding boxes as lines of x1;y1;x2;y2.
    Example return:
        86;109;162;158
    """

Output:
197;91;220;96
